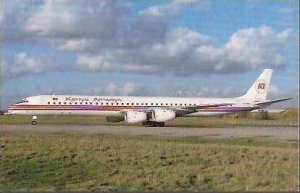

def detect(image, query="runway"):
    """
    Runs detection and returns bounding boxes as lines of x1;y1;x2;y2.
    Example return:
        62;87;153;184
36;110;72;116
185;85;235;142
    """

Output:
1;124;298;141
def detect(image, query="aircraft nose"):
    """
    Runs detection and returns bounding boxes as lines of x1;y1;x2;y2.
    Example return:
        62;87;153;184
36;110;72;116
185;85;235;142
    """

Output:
7;104;16;110
6;104;16;114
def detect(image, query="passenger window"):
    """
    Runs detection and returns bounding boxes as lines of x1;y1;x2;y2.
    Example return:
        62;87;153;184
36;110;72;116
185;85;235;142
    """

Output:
58;102;61;105
90;102;92;105
175;104;177;106
48;102;50;105
145;103;148;105
127;103;129;105
53;102;56;105
69;102;72;105
64;102;66;105
131;103;134;105
96;102;98;105
166;103;168;106
156;103;158;106
136;103;139;105
161;103;163;106
106;102;108;105
170;103;173;106
111;103;114;105
75;102;77;105
151;103;153;105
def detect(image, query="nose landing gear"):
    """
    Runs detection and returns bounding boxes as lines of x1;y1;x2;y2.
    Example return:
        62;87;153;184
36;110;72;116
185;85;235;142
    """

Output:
31;115;37;125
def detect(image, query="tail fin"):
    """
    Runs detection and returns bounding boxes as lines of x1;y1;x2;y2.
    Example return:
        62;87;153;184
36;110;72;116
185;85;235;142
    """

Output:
241;69;273;101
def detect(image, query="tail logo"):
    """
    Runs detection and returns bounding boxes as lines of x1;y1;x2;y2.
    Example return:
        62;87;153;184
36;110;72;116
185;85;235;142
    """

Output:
258;83;265;89
255;79;268;94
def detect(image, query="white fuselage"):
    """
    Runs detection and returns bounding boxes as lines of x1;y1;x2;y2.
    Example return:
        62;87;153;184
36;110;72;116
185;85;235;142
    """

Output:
8;95;258;117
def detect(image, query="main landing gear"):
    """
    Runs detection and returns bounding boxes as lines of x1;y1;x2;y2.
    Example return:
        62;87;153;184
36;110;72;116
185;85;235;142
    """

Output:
142;121;165;127
31;115;37;125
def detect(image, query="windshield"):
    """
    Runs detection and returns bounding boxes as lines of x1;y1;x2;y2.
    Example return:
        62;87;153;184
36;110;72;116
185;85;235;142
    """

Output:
16;98;29;104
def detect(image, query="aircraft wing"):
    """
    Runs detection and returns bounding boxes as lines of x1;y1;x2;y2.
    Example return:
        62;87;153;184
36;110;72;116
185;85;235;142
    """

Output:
181;103;233;111
254;98;292;107
174;103;232;116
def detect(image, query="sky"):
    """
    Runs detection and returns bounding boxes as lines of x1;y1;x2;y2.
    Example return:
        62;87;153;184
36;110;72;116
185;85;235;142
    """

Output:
1;0;299;109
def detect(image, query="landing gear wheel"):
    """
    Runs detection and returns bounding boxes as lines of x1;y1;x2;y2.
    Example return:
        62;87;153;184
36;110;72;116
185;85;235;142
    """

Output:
31;115;38;125
142;121;163;127
142;121;165;127
142;121;154;127
142;122;150;127
158;122;165;127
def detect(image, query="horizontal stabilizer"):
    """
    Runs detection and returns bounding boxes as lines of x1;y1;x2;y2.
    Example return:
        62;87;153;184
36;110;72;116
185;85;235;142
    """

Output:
254;98;292;106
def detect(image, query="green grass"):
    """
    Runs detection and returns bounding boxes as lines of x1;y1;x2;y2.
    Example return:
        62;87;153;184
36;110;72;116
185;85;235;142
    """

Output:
169;108;299;127
1;108;299;127
0;132;298;191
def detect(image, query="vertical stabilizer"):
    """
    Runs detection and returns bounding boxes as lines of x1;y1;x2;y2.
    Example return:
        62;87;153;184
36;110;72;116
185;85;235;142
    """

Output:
241;69;273;101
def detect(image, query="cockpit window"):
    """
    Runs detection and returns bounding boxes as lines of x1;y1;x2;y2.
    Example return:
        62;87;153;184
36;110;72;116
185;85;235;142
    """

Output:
16;99;29;104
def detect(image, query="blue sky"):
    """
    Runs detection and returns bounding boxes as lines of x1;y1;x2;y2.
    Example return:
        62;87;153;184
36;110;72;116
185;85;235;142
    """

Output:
1;0;299;109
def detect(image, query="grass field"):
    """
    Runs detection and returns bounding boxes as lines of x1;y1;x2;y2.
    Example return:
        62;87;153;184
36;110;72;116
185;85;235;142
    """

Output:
0;108;298;127
0;132;298;191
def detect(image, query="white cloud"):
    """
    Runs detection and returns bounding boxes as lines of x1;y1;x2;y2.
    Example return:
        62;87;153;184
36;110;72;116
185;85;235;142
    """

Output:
123;82;136;95
140;0;203;18
59;39;91;51
76;54;113;71
222;25;291;70
6;52;43;77
25;0;76;37
103;82;137;96
25;0;124;39
105;82;119;95
81;25;291;75
165;27;211;56
3;1;295;78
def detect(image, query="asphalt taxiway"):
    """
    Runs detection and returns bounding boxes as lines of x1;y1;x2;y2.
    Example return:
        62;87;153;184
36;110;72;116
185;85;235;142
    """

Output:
1;124;298;141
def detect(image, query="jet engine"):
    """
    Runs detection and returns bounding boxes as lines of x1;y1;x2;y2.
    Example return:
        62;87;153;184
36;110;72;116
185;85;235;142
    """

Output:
124;111;147;123
150;109;176;122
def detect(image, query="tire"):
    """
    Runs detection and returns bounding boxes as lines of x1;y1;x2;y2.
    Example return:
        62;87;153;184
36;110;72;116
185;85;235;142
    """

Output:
31;120;37;125
142;121;150;127
151;122;158;127
142;121;165;127
158;122;165;127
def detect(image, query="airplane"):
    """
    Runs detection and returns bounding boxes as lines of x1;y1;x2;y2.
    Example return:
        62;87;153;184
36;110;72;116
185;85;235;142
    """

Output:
7;69;291;126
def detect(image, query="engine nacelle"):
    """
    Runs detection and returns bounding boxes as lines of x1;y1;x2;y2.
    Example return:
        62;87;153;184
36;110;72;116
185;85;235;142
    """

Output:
150;109;176;122
124;111;147;123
